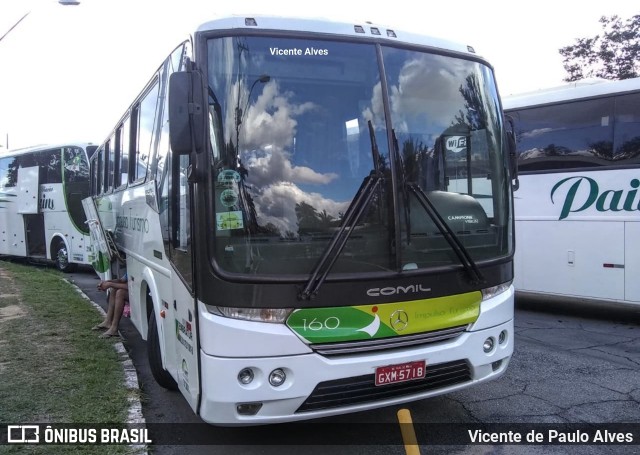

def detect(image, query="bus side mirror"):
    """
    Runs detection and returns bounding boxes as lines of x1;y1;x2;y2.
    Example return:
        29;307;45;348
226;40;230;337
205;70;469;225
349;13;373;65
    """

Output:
505;115;519;191
169;71;206;155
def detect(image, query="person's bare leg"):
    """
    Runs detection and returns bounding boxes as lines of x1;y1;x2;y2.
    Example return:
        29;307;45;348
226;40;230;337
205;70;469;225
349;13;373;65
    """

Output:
94;290;116;330
103;289;128;336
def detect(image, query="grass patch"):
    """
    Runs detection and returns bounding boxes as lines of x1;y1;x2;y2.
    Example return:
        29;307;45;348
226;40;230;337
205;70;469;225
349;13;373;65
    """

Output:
0;261;134;454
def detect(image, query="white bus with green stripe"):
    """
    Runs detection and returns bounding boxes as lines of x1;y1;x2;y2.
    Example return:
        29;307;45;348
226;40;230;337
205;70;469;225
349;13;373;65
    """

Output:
0;143;96;271
85;15;517;425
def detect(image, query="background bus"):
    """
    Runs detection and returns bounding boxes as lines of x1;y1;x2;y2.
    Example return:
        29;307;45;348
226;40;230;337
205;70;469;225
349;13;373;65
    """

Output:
0;143;96;271
86;15;516;425
503;77;640;306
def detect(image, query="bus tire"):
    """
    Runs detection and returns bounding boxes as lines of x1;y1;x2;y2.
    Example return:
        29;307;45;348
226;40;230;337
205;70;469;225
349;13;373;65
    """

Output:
54;240;76;273
148;310;178;391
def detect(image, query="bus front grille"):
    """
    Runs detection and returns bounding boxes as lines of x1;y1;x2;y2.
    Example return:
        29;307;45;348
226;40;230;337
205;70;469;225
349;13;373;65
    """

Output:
296;359;470;413
309;325;467;356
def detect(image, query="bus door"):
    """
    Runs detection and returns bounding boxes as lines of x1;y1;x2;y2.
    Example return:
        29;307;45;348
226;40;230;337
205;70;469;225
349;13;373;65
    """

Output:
24;214;46;257
169;151;200;412
82;197;113;279
18;166;41;257
17;166;39;214
626;222;640;302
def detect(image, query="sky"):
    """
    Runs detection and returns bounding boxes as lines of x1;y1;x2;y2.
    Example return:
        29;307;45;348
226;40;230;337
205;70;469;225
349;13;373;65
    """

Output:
0;0;637;151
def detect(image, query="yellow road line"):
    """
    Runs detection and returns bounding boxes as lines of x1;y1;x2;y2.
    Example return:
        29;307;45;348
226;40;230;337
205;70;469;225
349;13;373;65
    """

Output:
397;408;421;455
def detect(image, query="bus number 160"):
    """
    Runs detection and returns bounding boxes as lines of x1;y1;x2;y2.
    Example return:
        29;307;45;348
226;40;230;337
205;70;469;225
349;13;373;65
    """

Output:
301;317;340;331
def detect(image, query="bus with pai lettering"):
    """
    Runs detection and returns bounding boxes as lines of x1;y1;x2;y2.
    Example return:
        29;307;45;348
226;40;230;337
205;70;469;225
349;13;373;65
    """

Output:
85;15;517;425
0;143;96;271
503;77;640;306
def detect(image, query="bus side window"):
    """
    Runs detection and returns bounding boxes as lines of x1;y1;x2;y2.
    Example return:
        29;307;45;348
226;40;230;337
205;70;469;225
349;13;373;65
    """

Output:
114;128;122;188
0;156;18;187
106;136;116;192
117;118;130;186
515;97;614;171
96;148;104;195
156;47;184;254
90;155;98;195
63;147;89;183
42;149;62;184
31;151;47;184
614;92;640;161
102;140;109;192
156;43;184;181
157;99;170;249
132;78;160;184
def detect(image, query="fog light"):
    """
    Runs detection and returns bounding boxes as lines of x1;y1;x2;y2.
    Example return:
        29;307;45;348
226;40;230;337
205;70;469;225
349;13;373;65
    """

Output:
483;337;495;353
492;360;502;371
269;368;286;387
499;330;507;345
236;402;262;416
238;368;254;385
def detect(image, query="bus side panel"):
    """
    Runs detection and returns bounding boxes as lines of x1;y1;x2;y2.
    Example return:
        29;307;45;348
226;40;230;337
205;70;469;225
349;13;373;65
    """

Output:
518;220;624;301
173;272;199;413
69;234;90;265
0;188;27;257
625;222;640;302
17;166;39;214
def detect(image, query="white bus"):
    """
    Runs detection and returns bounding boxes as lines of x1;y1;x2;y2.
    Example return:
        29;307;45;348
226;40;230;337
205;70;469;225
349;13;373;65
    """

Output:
85;15;517;425
0;143;96;271
503;77;640;306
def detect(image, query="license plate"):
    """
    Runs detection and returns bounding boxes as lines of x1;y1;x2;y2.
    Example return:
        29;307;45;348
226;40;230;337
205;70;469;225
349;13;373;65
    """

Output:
375;360;426;386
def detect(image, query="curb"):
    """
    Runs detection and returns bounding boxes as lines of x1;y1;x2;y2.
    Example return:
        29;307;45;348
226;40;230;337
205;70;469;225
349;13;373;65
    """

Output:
65;279;148;454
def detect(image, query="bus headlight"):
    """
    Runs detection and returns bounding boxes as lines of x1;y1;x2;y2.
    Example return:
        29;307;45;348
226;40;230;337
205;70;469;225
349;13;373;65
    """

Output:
483;337;495;353
238;368;254;385
206;306;293;323
481;281;512;301
269;368;287;387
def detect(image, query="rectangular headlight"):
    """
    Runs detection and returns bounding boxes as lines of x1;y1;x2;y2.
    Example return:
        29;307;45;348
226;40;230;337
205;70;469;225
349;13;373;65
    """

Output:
481;281;513;301
206;306;293;323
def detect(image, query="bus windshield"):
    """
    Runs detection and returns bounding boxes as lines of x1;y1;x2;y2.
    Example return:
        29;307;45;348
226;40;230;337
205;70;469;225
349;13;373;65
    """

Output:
207;36;511;277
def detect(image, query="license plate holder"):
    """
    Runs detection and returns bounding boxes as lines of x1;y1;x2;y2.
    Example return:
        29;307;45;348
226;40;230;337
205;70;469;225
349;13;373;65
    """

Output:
375;360;426;386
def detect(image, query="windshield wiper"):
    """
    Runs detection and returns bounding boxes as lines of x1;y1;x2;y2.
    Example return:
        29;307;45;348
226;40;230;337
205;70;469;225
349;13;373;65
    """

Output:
390;129;484;284
298;121;383;301
391;129;413;246
406;183;485;284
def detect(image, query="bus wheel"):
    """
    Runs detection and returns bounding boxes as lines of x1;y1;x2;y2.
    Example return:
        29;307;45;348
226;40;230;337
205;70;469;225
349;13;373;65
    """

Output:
54;240;76;273
148;310;178;390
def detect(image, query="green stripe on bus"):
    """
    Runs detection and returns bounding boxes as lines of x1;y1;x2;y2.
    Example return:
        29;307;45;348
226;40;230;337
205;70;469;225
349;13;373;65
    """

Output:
92;251;110;273
287;291;481;344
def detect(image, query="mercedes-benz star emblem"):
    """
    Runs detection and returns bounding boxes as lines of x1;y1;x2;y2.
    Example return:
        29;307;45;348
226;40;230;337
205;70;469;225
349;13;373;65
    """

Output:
390;310;409;331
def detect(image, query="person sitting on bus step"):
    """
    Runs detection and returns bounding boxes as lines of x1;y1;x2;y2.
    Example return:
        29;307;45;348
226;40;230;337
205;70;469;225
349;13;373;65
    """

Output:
92;271;129;338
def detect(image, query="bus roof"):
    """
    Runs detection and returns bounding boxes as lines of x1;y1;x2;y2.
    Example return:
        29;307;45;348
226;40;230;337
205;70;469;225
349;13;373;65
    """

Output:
503;76;640;111
2;142;96;158
195;15;482;60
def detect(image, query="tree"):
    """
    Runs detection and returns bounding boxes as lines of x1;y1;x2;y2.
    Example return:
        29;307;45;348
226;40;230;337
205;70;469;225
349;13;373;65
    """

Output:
295;201;319;233
317;209;335;228
454;74;489;130
559;15;640;81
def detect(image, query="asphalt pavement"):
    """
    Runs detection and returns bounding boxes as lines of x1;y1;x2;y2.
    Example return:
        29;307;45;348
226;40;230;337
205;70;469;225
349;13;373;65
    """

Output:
61;265;640;455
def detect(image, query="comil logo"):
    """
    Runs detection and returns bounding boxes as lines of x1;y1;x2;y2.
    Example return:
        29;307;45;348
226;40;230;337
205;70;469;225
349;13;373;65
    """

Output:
7;425;40;443
366;284;431;297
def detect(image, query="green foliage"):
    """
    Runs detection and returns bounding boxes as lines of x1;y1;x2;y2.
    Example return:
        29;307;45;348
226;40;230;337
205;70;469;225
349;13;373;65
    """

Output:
559;15;640;81
0;262;132;454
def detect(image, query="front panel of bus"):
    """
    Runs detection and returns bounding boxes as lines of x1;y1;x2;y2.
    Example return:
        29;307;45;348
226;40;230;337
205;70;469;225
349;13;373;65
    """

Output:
178;22;515;424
